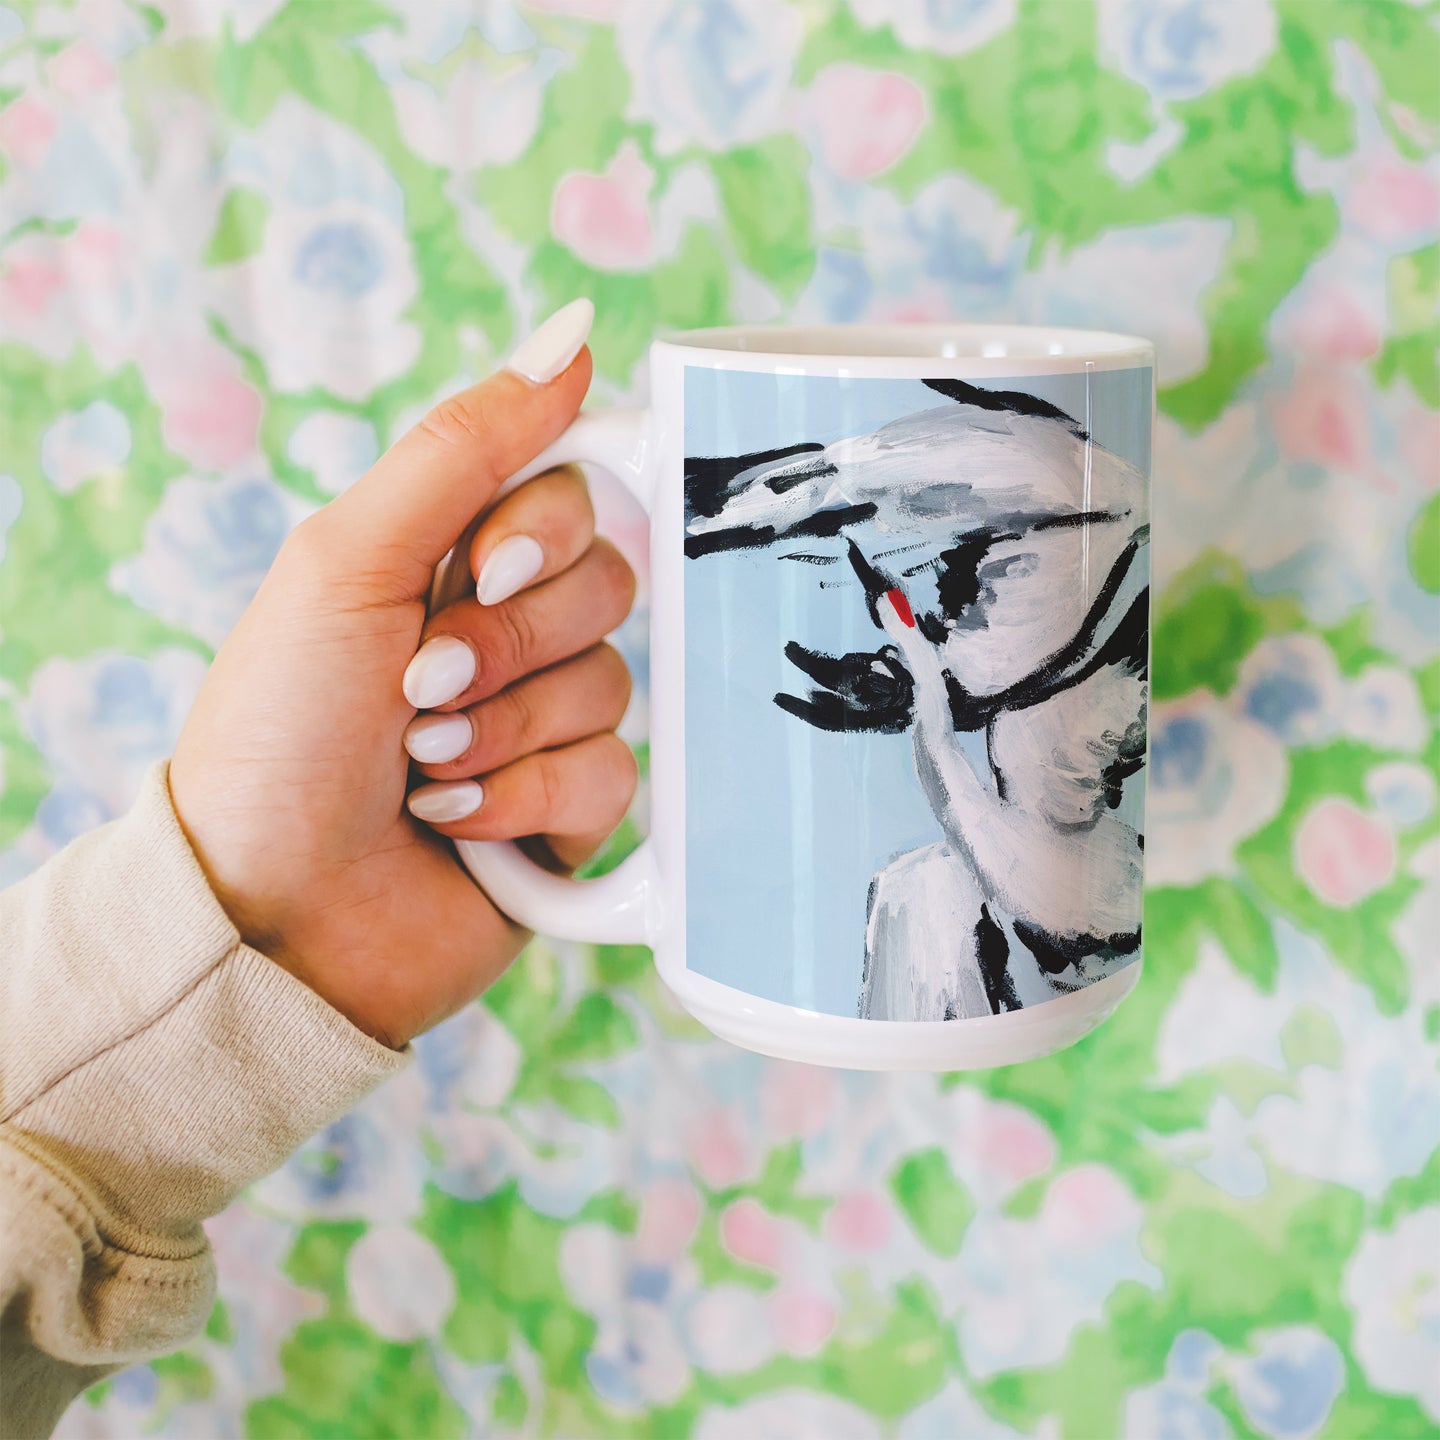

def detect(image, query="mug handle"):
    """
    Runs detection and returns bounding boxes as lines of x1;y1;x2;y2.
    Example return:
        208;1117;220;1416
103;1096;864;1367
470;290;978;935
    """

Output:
427;409;662;946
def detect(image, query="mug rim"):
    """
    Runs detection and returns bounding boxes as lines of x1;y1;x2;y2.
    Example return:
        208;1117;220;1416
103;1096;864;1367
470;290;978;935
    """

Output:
659;321;1152;377
654;321;1154;371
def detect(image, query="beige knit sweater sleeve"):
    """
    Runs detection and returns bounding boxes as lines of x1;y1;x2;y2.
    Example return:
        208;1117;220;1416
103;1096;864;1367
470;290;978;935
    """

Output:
0;764;411;1438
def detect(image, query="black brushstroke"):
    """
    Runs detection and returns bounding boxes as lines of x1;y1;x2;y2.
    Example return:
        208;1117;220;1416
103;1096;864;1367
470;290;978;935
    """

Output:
901;557;942;577
917;611;949;646
686;501;881;560
923;377;1087;438
774;642;915;734
943;542;1148;730
790;503;878;540
764;459;839;494
781;551;840;565
976;906;1020;1013
1013;921;1141;976
1032;508;1125;532
685;442;824;523
684;525;780;559
986;721;1008;802
935;531;1014;621
842;537;891;630
1098;715;1148;810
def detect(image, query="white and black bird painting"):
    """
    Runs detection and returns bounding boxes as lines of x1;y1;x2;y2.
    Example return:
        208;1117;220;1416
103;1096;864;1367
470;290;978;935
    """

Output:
684;379;1149;1022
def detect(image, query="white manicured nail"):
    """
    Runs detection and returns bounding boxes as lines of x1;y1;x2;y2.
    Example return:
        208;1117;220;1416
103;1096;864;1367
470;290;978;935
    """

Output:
506;298;594;384
404;712;473;764
477;534;545;606
407;781;484;823
402;637;475;709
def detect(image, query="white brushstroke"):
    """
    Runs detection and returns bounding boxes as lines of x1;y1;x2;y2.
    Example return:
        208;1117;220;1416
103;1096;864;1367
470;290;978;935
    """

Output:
861;842;991;1021
689;401;1146;544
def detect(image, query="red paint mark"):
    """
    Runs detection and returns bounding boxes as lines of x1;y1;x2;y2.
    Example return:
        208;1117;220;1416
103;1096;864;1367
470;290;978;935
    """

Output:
886;587;915;628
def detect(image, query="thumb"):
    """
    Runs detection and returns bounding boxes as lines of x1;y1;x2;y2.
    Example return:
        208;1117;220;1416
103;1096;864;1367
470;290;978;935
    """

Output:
320;299;595;595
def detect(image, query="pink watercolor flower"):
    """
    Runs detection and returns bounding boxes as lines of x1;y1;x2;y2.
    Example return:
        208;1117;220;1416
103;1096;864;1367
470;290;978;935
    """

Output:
551;141;654;271
144;341;262;469
636;1177;702;1264
808;63;927;183
66;221;128;289
771;1289;836;1356
1295;798;1397;908
824;1189;891;1250
1350;161;1440;246
760;1060;836;1140
0;95;58;168
976;1104;1056;1186
1270;367;1370;472
1041;1164;1138;1248
0;254;66;322
870;293;957;324
720;1198;785;1271
48;43;116;99
688;1107;755;1189
1280;285;1381;363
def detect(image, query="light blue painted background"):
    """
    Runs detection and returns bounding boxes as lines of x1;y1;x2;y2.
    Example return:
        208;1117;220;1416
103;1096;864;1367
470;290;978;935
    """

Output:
683;366;1153;1017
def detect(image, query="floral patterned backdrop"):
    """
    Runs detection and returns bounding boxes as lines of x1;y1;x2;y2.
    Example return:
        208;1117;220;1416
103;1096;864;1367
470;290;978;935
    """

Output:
2;0;1438;1436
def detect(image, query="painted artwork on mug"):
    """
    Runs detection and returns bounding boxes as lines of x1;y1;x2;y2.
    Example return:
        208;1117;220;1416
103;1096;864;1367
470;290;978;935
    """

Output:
683;368;1152;1022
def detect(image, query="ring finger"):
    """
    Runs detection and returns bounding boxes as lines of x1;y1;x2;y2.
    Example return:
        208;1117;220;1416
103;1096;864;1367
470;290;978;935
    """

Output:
403;643;632;777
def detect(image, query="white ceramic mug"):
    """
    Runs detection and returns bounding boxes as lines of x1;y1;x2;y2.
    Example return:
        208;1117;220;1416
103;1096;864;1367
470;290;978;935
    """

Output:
435;323;1155;1071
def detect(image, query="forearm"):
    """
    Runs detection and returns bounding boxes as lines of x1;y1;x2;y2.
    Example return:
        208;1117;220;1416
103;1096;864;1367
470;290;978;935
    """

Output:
0;765;409;1438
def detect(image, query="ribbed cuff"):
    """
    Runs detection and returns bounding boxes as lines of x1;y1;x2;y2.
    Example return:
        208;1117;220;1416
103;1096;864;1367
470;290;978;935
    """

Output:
2;762;409;1252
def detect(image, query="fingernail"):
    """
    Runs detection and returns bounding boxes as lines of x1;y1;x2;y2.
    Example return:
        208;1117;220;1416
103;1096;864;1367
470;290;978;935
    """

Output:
402;636;476;709
477;534;545;606
404;712;473;764
506;298;594;384
407;780;484;823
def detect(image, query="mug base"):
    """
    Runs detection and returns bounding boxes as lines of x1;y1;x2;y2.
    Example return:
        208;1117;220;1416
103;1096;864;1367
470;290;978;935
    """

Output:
661;962;1142;1071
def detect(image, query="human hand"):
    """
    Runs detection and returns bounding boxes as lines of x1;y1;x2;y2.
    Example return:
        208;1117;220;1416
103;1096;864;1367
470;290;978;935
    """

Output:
169;301;638;1049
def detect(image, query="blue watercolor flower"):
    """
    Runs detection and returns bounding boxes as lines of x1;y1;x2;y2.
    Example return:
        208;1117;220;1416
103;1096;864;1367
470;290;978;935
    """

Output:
1151;712;1211;790
40;400;131;493
113;473;306;648
289;1114;386;1203
619;0;800;153
293;220;386;298
1234;636;1343;747
1101;0;1278;103
850;0;1017;57
110;1365;160;1407
22;649;206;837
1231;1327;1345;1439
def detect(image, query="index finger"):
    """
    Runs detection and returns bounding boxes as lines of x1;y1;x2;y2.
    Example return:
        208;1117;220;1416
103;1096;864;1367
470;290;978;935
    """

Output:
322;299;595;594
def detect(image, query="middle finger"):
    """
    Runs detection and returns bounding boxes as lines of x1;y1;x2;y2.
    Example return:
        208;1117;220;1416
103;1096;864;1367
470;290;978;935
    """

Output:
403;538;635;712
